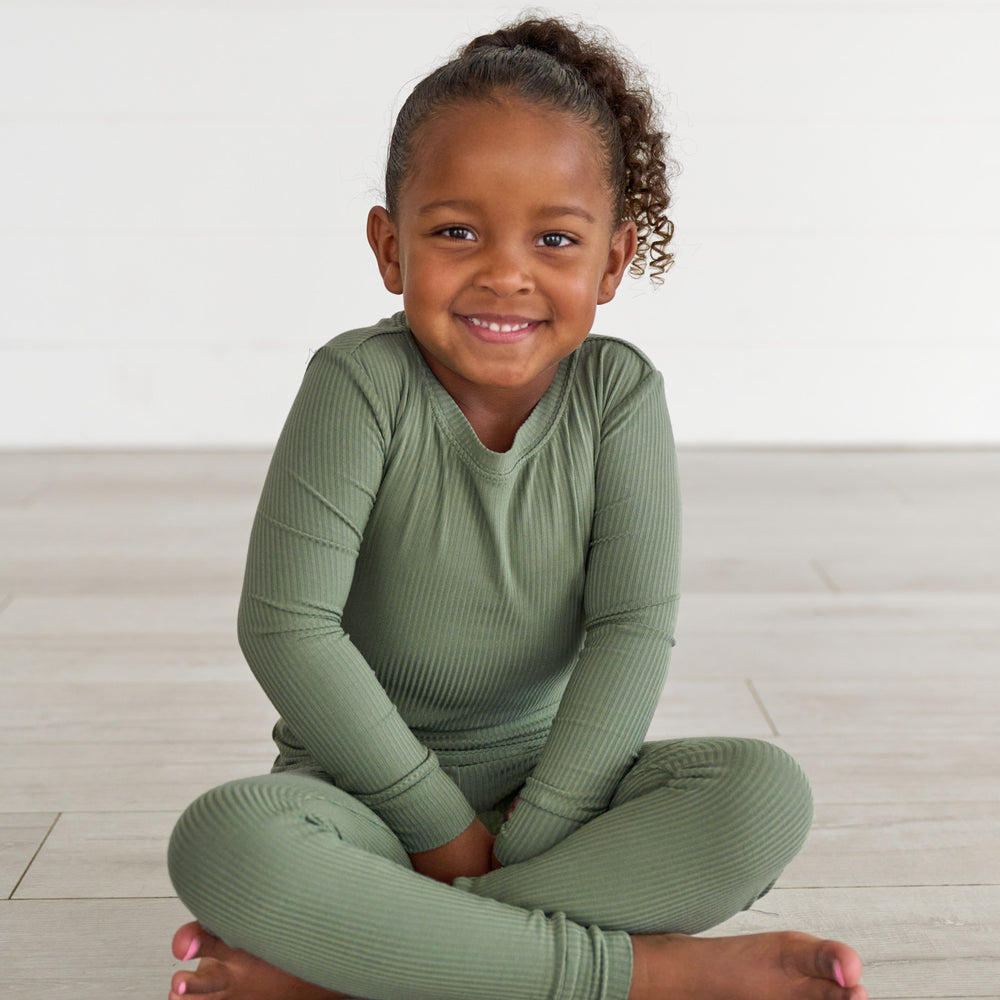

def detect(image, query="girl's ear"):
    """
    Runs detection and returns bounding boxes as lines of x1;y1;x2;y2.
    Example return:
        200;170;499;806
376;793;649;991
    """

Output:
597;220;639;305
367;206;403;295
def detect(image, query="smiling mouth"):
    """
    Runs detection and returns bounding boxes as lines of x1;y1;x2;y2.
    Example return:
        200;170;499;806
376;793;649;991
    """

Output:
462;315;540;334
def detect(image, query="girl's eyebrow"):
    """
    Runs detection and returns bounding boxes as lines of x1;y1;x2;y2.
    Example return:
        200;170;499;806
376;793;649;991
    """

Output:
417;199;477;216
417;199;596;224
540;204;597;224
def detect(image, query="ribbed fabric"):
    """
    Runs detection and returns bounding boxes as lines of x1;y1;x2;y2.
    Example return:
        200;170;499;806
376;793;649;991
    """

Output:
459;738;814;936
169;315;816;1000
167;737;813;1000
236;313;681;859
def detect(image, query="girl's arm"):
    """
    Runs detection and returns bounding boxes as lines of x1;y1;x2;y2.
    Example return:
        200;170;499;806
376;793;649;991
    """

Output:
492;365;681;866
237;343;476;856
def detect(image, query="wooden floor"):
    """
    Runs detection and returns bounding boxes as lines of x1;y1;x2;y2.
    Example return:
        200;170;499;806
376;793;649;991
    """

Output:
1;449;997;998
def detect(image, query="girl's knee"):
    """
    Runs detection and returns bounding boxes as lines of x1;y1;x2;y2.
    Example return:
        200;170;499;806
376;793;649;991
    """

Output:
733;738;813;828
167;777;267;903
167;773;410;907
712;738;814;870
619;737;813;838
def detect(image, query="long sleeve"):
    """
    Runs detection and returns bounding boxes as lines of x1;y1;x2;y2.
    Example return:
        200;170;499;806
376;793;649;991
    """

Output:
237;343;476;853
492;369;681;866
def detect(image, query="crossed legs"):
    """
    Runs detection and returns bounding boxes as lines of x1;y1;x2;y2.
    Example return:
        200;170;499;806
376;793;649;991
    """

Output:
167;738;865;1000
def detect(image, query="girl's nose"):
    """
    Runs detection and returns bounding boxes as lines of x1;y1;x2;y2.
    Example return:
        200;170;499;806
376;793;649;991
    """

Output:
472;244;534;296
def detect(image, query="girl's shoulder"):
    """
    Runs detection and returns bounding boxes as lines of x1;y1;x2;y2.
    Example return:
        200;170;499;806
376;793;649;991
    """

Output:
574;334;663;410
316;312;412;367
306;312;419;394
579;333;657;372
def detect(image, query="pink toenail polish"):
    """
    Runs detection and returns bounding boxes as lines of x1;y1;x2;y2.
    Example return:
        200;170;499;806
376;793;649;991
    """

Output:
177;984;187;997
832;959;845;988
182;938;199;962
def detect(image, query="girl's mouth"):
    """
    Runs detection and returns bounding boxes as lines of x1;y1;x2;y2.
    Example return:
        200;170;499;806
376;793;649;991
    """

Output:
460;314;541;342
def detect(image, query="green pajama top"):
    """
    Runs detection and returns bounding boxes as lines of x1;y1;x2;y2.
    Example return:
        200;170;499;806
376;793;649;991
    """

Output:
237;313;681;866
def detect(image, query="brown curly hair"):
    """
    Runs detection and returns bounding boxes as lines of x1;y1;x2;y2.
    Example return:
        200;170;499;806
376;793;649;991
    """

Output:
384;15;677;283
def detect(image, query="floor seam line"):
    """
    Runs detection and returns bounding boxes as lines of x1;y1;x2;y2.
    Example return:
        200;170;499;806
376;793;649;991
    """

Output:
9;811;61;900
745;679;779;737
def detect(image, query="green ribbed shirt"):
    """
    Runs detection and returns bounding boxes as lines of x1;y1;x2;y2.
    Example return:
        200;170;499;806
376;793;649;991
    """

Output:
237;313;681;865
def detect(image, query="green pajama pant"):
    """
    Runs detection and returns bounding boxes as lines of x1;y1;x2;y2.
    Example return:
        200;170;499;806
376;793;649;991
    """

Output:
167;737;812;1000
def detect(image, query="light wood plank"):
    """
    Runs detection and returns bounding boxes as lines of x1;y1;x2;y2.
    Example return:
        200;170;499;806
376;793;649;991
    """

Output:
677;450;910;501
817;531;1000;592
0;594;239;636
0;520;250;595
671;626;998;681
670;592;999;681
679;592;1000;637
0;681;274;745
0;553;247;596
784;801;1000;888
0;896;195;998
647;680;772;738
775;733;1000;805
0;813;57;898
679;544;829;593
14;811;178;900
0;741;275;812
755;678;1000;737
0;449;270;494
0;635;249;683
679;450;1000;505
0;450;266;594
0;481;42;506
680;450;1000;593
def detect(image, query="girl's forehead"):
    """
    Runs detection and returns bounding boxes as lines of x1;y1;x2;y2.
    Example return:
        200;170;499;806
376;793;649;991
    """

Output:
400;98;613;212
418;96;598;151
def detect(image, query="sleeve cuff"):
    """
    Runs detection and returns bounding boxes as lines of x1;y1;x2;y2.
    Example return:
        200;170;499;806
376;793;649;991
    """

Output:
354;752;476;853
492;782;596;866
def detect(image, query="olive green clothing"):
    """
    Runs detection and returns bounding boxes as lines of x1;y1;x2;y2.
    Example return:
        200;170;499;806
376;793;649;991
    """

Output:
237;314;681;863
168;315;813;1000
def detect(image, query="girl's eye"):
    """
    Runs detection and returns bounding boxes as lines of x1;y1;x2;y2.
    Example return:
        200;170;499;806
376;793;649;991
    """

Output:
538;232;574;248
439;226;475;241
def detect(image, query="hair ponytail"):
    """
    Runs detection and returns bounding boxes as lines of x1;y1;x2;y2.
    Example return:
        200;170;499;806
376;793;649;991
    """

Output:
385;15;677;282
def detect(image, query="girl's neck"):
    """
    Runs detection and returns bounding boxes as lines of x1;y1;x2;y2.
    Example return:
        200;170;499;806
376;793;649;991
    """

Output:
414;341;561;453
453;391;540;453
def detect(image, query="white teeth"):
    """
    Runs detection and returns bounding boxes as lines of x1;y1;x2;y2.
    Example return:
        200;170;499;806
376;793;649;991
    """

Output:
467;317;532;333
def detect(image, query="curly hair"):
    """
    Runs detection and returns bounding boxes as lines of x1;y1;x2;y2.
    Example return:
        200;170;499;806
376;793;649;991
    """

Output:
384;15;677;283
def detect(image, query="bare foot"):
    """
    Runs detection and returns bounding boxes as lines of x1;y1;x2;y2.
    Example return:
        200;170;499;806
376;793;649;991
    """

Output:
169;922;348;1000
628;930;867;1000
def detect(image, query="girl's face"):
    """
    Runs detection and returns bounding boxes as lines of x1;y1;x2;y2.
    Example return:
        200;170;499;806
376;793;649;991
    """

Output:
367;98;637;405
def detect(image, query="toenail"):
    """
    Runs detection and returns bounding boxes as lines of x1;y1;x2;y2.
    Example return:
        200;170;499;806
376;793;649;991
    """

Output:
177;984;187;996
832;959;845;988
182;938;199;962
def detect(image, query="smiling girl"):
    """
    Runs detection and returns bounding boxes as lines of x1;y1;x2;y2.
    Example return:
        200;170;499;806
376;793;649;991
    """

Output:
167;16;865;1000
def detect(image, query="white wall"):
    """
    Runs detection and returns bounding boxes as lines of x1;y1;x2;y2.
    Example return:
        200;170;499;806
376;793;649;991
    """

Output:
1;0;997;447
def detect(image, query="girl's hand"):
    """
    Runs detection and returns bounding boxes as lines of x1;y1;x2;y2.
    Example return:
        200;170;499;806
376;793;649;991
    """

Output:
408;817;496;884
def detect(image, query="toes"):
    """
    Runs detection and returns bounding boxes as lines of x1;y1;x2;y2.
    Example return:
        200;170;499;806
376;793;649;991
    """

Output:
170;961;229;996
169;989;226;1000
172;921;231;964
817;939;864;988
172;921;207;962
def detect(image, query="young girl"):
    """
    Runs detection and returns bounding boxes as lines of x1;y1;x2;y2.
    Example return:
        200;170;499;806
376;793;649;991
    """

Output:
167;16;866;1000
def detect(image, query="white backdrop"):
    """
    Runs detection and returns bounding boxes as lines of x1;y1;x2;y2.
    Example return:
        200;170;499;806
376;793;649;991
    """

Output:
1;0;997;447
